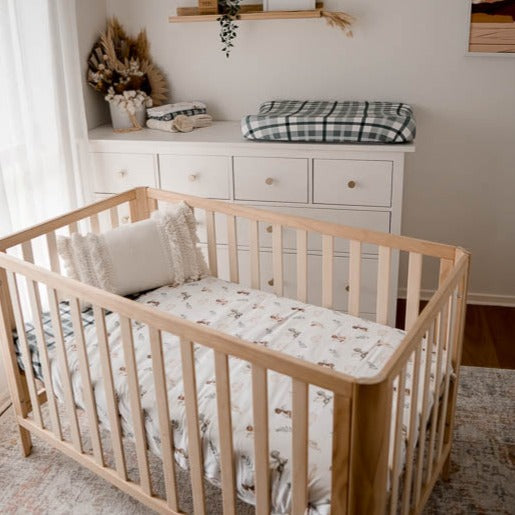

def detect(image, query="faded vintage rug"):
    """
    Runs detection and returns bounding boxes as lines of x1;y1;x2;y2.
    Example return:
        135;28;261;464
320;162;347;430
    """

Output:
0;366;513;514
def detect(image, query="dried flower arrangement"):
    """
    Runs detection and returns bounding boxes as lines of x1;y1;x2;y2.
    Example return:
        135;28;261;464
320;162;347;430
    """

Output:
87;18;168;131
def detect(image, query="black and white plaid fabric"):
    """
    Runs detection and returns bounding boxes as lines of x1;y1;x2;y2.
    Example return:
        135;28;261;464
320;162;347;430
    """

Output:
13;302;97;382
241;100;416;143
147;107;207;122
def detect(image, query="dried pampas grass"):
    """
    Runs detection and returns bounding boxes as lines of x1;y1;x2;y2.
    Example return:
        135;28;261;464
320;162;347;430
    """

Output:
88;17;168;106
321;12;354;37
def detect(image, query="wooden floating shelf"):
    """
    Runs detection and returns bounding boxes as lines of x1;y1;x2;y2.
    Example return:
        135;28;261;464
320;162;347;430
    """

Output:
170;2;324;23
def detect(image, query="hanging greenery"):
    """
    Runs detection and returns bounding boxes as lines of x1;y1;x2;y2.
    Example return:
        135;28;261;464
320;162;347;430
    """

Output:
217;0;241;57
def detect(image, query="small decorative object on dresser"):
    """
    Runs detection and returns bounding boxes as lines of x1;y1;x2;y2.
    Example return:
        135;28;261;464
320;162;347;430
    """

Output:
199;0;218;14
264;0;316;11
87;18;168;132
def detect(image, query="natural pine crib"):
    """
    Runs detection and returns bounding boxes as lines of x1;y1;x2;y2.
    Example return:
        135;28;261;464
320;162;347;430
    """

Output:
0;187;469;515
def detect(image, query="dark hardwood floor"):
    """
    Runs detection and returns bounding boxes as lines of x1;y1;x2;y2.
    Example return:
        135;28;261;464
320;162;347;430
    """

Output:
396;301;515;370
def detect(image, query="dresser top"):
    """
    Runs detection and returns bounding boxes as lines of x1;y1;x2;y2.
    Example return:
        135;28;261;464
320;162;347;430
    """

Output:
88;121;415;154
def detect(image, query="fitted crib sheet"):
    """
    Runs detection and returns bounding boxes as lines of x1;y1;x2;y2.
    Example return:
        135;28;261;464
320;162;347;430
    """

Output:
14;276;444;514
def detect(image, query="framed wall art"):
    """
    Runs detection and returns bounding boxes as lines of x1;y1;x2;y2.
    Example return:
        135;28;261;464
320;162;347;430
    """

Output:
467;0;515;54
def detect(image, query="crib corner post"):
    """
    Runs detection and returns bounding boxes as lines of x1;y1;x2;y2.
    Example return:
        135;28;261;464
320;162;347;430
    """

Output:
129;187;154;222
0;266;32;456
348;378;392;515
442;248;470;480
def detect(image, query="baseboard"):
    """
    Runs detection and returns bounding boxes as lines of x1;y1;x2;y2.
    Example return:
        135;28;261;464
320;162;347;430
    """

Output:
398;289;515;308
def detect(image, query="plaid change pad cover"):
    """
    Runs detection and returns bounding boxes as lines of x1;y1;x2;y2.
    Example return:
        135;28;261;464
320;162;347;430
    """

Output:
241;100;416;143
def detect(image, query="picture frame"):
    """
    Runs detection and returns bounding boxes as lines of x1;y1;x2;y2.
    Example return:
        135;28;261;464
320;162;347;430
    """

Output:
466;0;515;55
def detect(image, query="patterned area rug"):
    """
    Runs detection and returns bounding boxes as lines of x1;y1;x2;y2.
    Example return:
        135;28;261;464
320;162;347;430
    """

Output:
0;366;513;514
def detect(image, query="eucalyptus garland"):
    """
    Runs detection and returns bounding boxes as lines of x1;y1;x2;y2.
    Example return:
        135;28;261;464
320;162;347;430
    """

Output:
217;0;241;57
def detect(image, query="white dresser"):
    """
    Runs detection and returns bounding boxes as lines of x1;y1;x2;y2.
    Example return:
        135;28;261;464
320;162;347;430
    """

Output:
88;122;414;323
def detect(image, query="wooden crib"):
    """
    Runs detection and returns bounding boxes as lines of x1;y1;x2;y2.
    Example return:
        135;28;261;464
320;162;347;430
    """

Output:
0;187;470;515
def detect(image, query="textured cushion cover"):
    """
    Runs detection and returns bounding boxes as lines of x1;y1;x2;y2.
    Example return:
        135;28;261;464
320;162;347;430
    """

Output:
57;202;208;296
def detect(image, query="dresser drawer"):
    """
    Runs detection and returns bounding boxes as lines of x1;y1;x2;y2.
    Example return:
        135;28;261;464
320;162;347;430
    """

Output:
159;155;230;199
233;157;308;203
211;247;377;315
92;153;156;194
313;159;392;207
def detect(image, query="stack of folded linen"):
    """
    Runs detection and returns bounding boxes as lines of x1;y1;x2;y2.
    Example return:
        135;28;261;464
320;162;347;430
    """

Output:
146;101;213;133
147;101;207;121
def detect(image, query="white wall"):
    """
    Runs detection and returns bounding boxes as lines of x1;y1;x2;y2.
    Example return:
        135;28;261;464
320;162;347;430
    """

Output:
97;0;515;301
77;0;109;129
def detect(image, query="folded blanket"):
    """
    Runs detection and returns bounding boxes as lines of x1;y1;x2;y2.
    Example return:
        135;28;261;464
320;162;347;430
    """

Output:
147;101;207;121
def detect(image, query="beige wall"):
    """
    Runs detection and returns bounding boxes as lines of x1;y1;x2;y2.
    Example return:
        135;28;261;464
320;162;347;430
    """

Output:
90;0;514;302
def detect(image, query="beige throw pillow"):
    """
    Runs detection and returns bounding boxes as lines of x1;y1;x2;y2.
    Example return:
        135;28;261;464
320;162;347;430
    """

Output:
57;202;208;296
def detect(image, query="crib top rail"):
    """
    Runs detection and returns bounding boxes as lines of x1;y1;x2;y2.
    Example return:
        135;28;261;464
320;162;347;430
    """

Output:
0;187;458;260
147;187;458;260
0;190;137;251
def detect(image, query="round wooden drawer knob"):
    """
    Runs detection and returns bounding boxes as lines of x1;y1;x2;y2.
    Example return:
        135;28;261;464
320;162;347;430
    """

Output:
347;180;356;189
188;174;197;182
268;279;274;286
265;177;274;185
345;285;350;292
118;170;127;178
266;225;273;233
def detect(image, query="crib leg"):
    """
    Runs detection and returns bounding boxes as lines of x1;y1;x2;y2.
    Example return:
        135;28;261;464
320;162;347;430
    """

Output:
0;268;32;456
348;380;393;515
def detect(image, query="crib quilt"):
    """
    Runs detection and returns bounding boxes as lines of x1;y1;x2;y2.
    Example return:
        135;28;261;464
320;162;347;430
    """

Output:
14;276;442;514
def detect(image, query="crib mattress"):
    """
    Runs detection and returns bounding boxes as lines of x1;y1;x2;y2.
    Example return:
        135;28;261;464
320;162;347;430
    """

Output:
241;100;416;143
14;276;441;514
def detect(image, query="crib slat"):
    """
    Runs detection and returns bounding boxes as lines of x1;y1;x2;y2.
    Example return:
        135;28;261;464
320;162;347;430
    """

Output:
401;346;422;514
214;351;236;514
89;214;100;234
46;231;61;274
180;338;206;515
348;240;361;316
413;323;436;506
227;215;239;283
331;394;351;515
296;230;308;303
250;220;260;289
149;327;179;511
25;277;62;438
389;367;406;515
6;272;43;428
93;306;127;480
272;224;283;296
435;293;457;464
426;308;446;481
292;379;309;515
252;364;270;515
48;287;82;452
376;246;391;324
109;206;120;229
70;298;104;466
69;221;79;234
405;252;423;330
322;235;333;308
120;316;152;495
206;210;218;277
